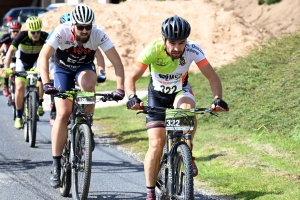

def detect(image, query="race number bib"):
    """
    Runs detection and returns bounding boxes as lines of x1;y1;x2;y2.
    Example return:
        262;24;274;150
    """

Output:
152;78;182;94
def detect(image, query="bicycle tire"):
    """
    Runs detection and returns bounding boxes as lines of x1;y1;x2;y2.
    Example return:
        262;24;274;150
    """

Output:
60;140;71;197
173;144;194;199
10;76;16;120
155;159;169;200
12;103;16;120
28;91;38;147
156;141;169;200
24;100;29;143
71;124;92;200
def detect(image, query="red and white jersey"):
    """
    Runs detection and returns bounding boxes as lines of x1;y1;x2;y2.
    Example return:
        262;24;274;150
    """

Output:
46;22;114;71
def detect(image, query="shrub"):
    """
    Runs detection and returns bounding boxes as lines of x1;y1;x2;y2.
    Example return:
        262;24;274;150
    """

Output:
258;0;281;5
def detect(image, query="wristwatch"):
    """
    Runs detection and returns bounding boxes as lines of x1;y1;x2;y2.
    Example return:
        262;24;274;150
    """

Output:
128;94;137;100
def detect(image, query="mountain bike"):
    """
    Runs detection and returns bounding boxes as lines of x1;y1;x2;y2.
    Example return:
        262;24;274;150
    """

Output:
52;89;116;200
137;106;220;200
6;69;39;147
0;61;16;119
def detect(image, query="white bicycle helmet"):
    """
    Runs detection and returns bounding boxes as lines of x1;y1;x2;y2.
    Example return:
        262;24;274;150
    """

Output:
71;4;95;24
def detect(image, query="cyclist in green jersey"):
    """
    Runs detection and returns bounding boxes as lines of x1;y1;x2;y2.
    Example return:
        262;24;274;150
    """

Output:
125;15;228;199
4;16;48;129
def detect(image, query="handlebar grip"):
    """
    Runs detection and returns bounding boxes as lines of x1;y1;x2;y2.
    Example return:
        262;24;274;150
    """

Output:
212;107;230;112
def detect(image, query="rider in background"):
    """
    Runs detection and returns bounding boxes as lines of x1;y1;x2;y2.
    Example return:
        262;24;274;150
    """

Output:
47;13;106;126
38;4;125;188
4;16;48;129
125;15;228;199
0;21;22;97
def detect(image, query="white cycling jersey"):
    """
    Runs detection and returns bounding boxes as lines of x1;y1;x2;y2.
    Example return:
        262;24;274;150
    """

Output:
46;22;114;71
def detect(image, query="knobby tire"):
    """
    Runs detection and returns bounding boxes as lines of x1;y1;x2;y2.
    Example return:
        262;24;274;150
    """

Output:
60;140;72;197
28;92;37;147
24;100;29;143
173;144;194;200
71;124;92;200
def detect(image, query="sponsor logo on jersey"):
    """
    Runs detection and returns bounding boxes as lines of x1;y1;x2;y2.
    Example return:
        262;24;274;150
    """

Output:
158;73;182;81
187;44;204;56
179;56;186;66
55;33;62;43
156;58;168;66
65;41;75;45
101;34;108;42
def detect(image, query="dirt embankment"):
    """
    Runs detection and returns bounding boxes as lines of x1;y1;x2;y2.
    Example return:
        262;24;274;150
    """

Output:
39;0;300;79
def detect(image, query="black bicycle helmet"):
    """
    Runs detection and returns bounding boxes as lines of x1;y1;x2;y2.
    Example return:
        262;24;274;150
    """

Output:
161;15;191;40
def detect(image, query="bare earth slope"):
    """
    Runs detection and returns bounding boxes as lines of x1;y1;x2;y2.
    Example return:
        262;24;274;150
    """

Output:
40;0;300;79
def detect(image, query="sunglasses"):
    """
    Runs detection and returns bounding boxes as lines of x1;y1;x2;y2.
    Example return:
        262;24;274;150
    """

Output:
76;25;92;31
31;31;41;35
11;30;19;33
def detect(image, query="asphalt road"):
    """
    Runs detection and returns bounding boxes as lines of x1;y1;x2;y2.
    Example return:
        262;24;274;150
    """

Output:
0;91;224;200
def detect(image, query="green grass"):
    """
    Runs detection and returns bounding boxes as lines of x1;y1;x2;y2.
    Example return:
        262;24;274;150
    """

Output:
93;29;300;199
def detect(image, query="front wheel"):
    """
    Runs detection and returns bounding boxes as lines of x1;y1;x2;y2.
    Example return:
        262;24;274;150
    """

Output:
24;101;29;143
173;144;194;200
28;91;38;147
71;124;92;200
60;140;71;197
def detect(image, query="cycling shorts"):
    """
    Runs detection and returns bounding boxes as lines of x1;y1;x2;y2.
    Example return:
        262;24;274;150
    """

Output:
146;82;195;126
15;58;36;72
53;62;96;91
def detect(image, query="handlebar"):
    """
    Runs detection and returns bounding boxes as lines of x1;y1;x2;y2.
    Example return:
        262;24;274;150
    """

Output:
52;90;116;103
136;106;225;117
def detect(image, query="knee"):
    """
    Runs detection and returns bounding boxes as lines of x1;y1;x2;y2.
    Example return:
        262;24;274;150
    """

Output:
56;111;71;123
148;137;165;155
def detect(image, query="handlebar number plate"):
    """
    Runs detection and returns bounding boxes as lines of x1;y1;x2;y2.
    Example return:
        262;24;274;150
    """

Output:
165;118;194;130
77;92;95;104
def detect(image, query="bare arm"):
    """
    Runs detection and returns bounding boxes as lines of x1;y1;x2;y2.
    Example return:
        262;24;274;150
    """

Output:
95;48;105;73
124;63;146;98
4;46;15;69
104;47;125;90
199;63;223;99
37;44;55;85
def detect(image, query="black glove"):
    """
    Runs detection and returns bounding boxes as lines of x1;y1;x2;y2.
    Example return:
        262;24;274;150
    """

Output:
212;98;228;110
112;89;125;101
43;83;58;95
126;96;142;108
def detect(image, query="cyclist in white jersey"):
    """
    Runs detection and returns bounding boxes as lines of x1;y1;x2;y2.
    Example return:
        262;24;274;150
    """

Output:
38;4;125;188
47;13;107;126
125;15;228;200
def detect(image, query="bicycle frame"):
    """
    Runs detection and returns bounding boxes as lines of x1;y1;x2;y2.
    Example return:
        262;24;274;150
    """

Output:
54;89;116;199
137;106;219;199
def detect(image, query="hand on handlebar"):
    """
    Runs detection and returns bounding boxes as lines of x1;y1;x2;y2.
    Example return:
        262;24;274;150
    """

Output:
43;83;58;95
126;96;143;110
211;98;229;111
4;68;13;75
111;89;125;101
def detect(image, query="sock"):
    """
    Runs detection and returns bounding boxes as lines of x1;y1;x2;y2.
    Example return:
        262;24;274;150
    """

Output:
16;109;23;118
4;78;8;86
39;99;44;106
52;156;62;168
146;186;155;198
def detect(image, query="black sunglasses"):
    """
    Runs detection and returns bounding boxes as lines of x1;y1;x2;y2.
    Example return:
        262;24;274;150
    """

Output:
31;31;41;35
11;30;19;33
76;25;93;31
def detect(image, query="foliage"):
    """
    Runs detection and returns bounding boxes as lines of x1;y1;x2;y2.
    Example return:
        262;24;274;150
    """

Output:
258;0;281;5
